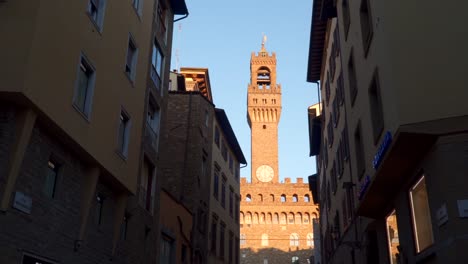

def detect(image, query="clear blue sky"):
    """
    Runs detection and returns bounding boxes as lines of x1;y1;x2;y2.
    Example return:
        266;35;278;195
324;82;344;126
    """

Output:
170;0;319;182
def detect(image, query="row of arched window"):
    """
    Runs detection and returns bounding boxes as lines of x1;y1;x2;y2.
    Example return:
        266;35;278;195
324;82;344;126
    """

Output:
240;233;314;247
244;193;311;203
240;212;318;225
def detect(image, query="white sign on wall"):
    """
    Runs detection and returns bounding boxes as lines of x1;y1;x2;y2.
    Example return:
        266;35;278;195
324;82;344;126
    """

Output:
436;203;448;226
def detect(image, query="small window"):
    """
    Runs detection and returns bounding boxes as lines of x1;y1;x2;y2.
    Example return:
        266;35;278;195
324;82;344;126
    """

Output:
281;194;286;203
125;35;138;81
263;125;267;129
221;141;228;161
87;0;107;31
213;168;219;200
117;110;131;157
43;160;59;198
73;54;96;118
221;178;226;208
288;213;295;224
292;256;299;263
214;126;220;147
360;0;373;55
342;0;350;38
140;160;155;212
151;42;164;89
369;69;384;142
304;194;310;203
348;52;358;105
289;233;299;246
354;122;365;179
409;175;434;253
292;194;298;203
132;0;143;16
156;2;168;43
246;194;252;202
307;233;314;247
160;235;174;264
229;155;233;172
258;194;263;202
270;194;275;202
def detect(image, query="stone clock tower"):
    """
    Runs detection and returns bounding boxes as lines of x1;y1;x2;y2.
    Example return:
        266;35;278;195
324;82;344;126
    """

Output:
247;39;281;183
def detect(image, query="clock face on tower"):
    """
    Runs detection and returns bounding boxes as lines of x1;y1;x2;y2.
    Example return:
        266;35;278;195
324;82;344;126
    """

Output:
256;165;274;182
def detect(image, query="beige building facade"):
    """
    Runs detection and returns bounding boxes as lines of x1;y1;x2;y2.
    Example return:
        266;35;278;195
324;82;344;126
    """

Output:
0;0;187;263
307;0;468;263
241;43;318;264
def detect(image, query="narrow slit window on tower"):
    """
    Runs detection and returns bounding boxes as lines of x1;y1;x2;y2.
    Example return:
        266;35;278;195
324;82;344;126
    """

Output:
360;0;374;55
348;52;358;105
263;125;266;129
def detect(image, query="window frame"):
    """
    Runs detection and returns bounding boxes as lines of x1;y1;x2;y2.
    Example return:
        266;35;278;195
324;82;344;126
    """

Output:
125;34;139;82
87;0;107;32
43;159;59;198
117;109;131;158
151;41;164;90
73;53;96;119
409;175;434;253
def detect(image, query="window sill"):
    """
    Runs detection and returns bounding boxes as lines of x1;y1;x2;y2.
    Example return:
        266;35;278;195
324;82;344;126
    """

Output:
415;245;437;263
72;104;91;123
86;12;103;35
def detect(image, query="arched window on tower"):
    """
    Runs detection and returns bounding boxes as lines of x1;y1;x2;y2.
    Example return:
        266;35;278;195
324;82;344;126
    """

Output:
258;194;263;202
245;212;252;225
288;213;295;224
240;211;244;224
307;233;314;247
267;213;272;224
261;234;269;246
304;194;311;203
290;233;299;246
246;194;252;202
253;212;259;224
296;213;302;224
260;213;266;224
281;194;286;203
270;194;275;202
292;194;298;203
273;213;279;224
257;66;271;87
304;213;310;224
280;212;287;224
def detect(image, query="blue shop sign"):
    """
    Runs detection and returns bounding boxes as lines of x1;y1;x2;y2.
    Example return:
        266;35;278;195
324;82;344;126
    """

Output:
358;175;371;200
372;131;392;170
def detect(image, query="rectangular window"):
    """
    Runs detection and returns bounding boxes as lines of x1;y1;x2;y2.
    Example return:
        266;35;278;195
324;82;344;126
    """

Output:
43;160;59;198
151;42;164;89
215;126;220;147
369;69;384;143
360;0;373;55
73;54;96;118
386;210;400;264
160;235;174;264
409;175;434;253
87;0;107;31
221;178;226;208
140;160;155;212
348;52;358;105
354;122;365;179
213;168;219;200
117;110;131;157
125;35;138;81
132;0;143;16
229;188;234;218
211;217;217;253
157;2;168;43
229;232;234;263
229;155;233;172
220;223;226;259
221;141;228;161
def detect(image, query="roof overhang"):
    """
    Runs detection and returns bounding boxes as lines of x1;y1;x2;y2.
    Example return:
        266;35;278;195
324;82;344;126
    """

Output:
306;0;337;83
170;0;188;15
215;109;247;165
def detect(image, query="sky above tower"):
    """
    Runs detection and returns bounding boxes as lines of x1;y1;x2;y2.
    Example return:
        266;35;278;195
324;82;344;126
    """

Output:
171;0;319;182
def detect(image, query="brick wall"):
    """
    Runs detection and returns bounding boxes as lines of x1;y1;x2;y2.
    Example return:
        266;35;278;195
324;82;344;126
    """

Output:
240;179;318;264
